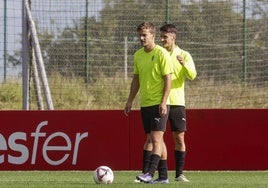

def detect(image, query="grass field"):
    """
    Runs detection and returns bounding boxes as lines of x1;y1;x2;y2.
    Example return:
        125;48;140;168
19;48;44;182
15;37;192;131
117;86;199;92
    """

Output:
0;171;267;188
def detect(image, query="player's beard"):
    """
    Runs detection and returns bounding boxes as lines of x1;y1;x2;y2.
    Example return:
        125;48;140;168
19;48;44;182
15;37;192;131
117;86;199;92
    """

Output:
140;40;147;47
162;42;168;48
162;42;172;51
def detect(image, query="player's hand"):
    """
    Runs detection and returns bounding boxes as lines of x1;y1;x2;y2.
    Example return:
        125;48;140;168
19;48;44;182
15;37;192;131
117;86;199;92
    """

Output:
159;103;167;117
124;102;132;116
176;55;185;66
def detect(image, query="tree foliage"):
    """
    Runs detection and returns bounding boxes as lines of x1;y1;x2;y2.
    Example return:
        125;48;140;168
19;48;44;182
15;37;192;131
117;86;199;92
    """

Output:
9;0;267;83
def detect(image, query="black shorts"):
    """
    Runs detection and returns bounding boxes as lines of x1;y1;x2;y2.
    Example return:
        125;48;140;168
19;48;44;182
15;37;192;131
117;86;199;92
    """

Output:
140;105;170;134
168;105;187;132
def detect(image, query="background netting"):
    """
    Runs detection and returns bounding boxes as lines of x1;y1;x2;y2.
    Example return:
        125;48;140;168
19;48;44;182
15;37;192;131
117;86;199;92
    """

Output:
0;0;267;109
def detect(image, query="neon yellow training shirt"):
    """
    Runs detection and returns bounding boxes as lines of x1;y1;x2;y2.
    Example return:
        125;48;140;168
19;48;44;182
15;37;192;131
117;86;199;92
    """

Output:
134;45;173;107
169;45;197;106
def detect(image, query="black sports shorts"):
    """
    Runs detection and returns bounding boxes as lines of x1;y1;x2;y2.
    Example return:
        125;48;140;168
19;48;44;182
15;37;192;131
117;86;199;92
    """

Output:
168;105;187;132
140;105;170;134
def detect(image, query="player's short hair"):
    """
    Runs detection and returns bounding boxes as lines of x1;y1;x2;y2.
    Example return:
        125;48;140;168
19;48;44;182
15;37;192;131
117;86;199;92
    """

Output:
137;22;156;35
160;24;178;35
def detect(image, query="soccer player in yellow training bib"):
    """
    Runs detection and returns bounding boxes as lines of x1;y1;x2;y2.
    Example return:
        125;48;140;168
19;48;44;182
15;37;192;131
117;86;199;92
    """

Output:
124;22;173;183
160;23;197;182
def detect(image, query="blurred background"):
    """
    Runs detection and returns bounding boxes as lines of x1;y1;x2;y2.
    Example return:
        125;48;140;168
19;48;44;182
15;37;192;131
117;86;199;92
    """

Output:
0;0;267;110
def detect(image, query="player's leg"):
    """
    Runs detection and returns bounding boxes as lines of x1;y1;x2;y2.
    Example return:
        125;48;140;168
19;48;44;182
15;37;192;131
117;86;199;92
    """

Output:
134;107;153;183
173;131;189;181
153;140;169;184
169;106;189;182
142;134;152;173
148;130;164;172
137;105;169;183
134;107;152;182
140;107;155;173
138;130;164;183
134;134;152;183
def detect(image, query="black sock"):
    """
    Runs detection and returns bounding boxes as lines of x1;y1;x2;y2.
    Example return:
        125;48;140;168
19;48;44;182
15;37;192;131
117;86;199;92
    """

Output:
142;150;152;173
175;150;186;177
148;154;161;176
158;160;168;179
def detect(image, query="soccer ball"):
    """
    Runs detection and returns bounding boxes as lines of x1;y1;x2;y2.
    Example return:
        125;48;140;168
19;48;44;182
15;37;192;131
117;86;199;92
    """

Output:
93;166;114;184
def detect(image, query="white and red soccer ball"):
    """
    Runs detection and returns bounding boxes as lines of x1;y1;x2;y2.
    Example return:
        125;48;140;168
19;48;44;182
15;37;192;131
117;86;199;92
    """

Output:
93;166;114;184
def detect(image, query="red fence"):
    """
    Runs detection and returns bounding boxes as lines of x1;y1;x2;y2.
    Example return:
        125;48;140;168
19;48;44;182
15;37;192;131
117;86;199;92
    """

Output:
0;109;267;170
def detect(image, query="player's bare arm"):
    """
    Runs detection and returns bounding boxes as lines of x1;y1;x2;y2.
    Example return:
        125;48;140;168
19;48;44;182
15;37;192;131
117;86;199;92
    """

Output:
124;74;139;116
159;73;172;117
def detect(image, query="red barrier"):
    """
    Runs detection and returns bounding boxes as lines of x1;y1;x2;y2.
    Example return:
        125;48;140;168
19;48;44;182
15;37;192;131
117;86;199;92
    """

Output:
0;109;267;170
0;110;129;170
185;109;268;170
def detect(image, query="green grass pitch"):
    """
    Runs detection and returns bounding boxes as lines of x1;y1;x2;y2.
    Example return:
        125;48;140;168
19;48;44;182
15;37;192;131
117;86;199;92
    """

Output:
0;171;267;188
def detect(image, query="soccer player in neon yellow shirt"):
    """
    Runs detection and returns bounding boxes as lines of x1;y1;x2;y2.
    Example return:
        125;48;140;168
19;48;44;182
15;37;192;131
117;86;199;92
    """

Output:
124;22;173;183
160;23;197;182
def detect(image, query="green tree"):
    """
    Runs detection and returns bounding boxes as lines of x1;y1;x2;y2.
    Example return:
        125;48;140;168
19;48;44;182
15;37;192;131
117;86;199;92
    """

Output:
246;0;268;83
173;1;244;81
10;0;266;84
